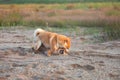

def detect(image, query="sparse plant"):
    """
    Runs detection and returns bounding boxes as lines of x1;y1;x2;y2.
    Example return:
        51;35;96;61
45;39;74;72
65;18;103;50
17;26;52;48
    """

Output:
39;5;45;8
65;4;75;10
48;21;66;27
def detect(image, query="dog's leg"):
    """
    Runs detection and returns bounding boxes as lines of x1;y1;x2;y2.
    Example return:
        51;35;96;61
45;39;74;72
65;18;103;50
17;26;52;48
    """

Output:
47;46;58;56
33;30;42;50
36;40;42;50
33;39;42;51
63;49;69;55
47;36;58;56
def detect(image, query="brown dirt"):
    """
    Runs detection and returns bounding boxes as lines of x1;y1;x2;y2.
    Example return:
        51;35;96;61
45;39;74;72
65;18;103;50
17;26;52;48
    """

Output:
0;28;120;80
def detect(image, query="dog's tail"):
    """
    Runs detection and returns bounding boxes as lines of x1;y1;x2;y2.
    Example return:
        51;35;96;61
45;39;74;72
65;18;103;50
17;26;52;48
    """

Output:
34;28;44;38
33;28;44;50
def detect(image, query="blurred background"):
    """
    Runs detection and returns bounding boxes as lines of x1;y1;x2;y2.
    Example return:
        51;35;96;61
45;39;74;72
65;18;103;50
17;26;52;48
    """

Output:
0;0;120;42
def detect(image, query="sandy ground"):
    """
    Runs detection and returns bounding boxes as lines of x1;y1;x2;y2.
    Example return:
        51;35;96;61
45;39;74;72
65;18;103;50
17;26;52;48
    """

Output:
0;27;120;80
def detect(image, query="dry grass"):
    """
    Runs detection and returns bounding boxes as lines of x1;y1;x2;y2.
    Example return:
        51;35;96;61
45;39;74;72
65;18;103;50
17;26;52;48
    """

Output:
0;2;120;40
0;3;119;27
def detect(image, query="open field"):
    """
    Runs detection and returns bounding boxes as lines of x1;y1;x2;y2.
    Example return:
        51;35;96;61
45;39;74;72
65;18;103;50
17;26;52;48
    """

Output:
0;27;120;80
0;1;120;80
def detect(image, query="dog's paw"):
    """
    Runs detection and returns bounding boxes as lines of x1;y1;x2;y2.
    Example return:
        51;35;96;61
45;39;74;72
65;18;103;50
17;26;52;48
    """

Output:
47;53;51;57
63;53;68;56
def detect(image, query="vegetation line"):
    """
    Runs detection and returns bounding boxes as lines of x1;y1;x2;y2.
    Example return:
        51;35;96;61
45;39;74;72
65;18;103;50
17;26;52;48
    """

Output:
0;0;119;4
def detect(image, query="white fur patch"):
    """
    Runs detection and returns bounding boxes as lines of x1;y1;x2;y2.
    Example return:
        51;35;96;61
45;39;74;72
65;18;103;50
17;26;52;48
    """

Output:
66;49;69;53
33;28;44;50
36;40;42;50
65;42;67;47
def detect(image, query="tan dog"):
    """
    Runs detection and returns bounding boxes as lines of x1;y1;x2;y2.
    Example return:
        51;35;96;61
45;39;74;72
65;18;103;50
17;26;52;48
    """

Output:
33;28;71;56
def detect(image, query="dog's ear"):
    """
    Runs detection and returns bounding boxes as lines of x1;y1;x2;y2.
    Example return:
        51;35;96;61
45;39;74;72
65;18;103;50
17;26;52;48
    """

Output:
64;38;70;43
64;38;71;49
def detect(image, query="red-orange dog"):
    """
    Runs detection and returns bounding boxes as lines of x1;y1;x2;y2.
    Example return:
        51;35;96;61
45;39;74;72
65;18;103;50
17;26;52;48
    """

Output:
33;28;71;56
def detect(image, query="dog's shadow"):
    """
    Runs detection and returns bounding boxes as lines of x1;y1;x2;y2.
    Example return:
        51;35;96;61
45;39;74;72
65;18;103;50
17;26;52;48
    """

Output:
32;44;63;56
0;44;65;57
32;44;48;55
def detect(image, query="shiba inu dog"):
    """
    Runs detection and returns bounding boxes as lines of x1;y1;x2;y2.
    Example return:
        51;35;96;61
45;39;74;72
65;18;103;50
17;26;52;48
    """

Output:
33;28;71;56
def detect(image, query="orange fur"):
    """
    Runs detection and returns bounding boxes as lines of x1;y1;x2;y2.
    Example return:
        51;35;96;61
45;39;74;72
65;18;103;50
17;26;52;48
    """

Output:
33;28;71;56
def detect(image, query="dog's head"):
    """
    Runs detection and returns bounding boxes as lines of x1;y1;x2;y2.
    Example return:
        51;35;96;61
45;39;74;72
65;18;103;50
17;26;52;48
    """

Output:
57;35;71;50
